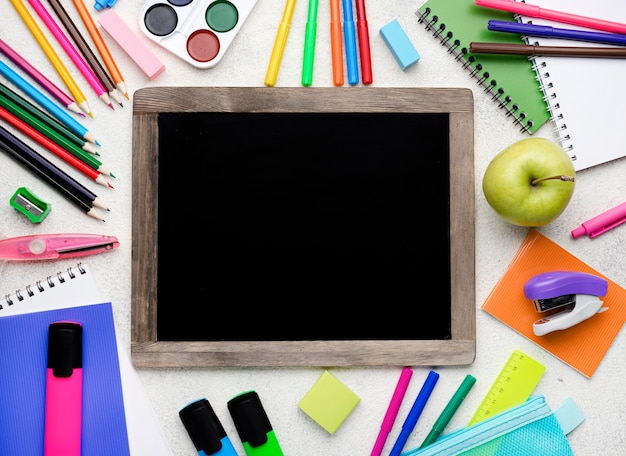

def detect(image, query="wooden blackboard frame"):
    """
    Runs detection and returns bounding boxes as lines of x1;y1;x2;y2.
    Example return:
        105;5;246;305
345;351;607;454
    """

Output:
131;87;475;367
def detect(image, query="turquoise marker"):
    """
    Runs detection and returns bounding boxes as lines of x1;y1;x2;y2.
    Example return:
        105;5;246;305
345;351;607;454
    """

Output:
301;0;319;86
419;374;476;449
228;391;284;456
0;59;98;145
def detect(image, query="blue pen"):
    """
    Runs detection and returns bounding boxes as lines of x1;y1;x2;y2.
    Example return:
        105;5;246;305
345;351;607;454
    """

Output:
0;59;98;145
389;370;439;456
179;398;238;456
488;20;626;47
341;0;359;85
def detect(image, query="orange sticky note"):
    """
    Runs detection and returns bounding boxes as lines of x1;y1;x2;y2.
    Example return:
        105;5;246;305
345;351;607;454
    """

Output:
482;230;626;378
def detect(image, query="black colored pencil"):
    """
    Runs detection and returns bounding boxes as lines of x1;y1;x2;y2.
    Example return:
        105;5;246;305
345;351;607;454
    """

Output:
0;124;107;221
0;82;98;155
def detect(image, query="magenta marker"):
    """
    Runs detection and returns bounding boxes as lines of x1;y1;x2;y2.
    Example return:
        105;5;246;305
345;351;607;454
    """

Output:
44;321;83;456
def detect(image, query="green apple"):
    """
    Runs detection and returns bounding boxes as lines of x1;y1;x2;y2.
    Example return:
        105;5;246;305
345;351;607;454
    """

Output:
482;138;575;227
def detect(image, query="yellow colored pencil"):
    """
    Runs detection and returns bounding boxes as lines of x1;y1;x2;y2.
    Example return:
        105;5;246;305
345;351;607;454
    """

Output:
10;0;93;117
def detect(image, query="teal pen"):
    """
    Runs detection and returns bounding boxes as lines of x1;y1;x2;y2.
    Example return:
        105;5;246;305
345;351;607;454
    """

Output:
301;0;319;86
419;374;476;449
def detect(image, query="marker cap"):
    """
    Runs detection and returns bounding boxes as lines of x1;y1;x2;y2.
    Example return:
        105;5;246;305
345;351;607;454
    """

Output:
228;391;284;456
179;398;237;456
48;321;82;377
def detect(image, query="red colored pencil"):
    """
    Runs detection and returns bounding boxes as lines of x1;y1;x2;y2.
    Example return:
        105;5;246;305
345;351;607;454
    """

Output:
0;105;112;188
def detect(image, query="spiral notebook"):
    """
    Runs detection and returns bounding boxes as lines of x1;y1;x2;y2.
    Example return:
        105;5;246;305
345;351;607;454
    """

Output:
416;0;550;134
516;0;626;171
0;263;172;456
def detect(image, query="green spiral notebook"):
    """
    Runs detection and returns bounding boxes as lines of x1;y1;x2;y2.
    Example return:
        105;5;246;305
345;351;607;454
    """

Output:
416;0;549;135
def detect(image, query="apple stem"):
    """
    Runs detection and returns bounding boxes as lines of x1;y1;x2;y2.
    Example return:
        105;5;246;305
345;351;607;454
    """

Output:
531;175;576;185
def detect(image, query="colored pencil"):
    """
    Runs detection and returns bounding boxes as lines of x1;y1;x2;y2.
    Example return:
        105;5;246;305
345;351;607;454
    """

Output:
0;82;98;155
27;0;114;110
10;0;93;117
329;0;344;86
0;105;112;188
0;124;107;220
0;39;83;116
72;0;128;99
45;0;123;106
0;59;99;145
0;95;113;178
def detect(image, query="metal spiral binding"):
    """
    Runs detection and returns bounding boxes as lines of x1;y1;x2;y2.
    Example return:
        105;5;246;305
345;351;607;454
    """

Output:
531;58;576;163
0;263;85;309
416;7;536;134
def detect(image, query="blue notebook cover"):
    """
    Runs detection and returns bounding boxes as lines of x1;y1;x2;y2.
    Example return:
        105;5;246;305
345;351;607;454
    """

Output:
0;302;130;455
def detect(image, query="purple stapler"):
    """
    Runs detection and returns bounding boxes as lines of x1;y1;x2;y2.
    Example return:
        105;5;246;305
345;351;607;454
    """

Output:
523;271;609;336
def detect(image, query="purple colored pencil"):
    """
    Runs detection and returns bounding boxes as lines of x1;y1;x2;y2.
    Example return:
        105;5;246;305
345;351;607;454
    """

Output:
0;38;83;116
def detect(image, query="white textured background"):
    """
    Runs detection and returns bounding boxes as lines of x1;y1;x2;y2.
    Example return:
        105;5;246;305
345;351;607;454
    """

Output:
2;0;626;454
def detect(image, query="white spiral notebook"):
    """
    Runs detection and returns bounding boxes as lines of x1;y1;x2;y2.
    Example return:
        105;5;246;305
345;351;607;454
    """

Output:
516;0;626;171
0;263;173;456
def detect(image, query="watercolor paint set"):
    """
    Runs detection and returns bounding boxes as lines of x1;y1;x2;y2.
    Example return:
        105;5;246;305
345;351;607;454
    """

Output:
139;0;258;69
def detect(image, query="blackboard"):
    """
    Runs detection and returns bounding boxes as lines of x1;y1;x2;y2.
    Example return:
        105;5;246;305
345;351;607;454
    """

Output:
131;87;475;367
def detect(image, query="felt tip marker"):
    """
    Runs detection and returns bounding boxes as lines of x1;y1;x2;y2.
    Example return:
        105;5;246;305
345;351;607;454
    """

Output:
44;321;83;456
180;398;238;456
228;391;284;456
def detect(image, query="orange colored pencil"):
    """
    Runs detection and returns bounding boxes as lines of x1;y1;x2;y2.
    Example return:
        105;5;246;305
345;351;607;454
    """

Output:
71;0;128;99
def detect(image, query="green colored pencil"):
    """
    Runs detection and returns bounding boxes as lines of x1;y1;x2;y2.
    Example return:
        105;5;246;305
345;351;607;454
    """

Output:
0;93;114;177
0;82;98;154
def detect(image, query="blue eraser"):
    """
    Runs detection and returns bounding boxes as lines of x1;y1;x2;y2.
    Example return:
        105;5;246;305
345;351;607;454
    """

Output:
380;19;420;70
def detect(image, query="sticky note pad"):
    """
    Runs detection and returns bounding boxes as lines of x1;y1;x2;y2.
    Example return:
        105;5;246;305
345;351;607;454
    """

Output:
380;19;420;70
298;370;360;434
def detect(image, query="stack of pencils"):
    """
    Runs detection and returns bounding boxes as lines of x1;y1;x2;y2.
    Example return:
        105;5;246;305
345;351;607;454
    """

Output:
0;0;130;221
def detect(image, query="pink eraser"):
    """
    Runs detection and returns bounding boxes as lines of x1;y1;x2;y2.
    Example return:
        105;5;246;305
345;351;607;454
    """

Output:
98;10;165;80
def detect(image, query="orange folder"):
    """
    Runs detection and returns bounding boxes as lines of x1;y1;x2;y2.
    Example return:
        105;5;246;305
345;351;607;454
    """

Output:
482;230;626;378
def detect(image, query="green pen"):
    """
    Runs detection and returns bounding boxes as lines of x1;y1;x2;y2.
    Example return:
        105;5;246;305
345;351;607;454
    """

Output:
301;0;319;86
419;374;476;449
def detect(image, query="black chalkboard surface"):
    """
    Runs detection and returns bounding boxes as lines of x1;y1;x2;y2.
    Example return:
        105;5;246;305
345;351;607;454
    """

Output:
131;87;475;367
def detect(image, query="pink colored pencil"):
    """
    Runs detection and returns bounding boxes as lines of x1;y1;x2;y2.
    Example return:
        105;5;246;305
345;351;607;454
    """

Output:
27;0;114;110
0;38;83;116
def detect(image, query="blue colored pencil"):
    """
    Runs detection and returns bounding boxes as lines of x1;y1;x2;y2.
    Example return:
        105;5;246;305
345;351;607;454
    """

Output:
0;58;98;145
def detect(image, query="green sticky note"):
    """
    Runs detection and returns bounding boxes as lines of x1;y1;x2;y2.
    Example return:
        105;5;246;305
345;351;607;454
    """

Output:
298;370;360;434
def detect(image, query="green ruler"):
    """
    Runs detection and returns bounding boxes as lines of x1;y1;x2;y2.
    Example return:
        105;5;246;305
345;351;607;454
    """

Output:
468;349;546;426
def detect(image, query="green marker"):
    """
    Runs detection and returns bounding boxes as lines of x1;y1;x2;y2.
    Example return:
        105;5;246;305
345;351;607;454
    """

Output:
420;374;476;449
227;391;284;456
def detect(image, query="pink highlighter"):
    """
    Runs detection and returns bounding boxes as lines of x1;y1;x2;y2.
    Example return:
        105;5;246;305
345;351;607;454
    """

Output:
45;321;83;456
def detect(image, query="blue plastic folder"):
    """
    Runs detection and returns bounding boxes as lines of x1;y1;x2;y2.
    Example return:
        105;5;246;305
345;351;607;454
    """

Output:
0;302;130;455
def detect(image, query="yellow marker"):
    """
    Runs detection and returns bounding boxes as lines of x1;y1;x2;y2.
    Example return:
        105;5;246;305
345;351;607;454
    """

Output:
264;0;297;87
10;0;93;117
468;349;546;426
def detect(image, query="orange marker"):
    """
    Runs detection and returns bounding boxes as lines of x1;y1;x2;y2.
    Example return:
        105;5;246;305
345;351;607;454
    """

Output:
330;0;344;86
72;0;129;99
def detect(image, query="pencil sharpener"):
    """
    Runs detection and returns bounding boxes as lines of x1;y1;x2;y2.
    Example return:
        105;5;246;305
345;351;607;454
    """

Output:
10;187;51;223
524;271;609;336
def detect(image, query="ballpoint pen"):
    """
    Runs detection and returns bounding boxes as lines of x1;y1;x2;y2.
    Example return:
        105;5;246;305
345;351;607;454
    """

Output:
419;374;476;449
572;201;626;239
389;370;439;456
0;233;119;261
488;20;626;47
475;0;626;35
